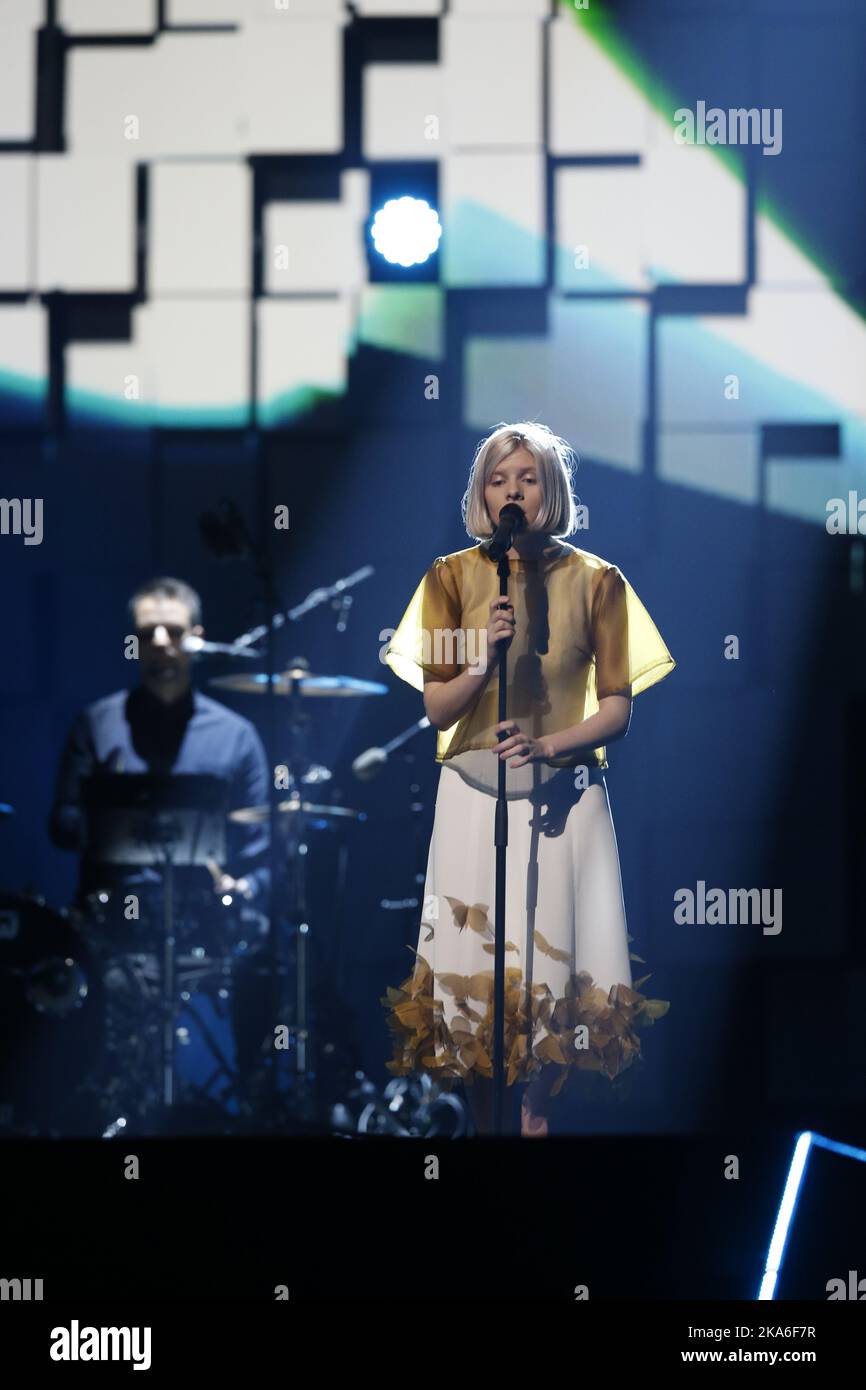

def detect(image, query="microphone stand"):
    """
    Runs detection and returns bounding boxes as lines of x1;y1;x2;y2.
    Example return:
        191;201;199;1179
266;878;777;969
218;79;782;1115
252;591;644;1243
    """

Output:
484;503;527;1137
492;551;511;1136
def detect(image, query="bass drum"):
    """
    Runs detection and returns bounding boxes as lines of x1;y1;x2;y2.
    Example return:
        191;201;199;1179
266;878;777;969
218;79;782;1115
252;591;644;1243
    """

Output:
0;894;103;1135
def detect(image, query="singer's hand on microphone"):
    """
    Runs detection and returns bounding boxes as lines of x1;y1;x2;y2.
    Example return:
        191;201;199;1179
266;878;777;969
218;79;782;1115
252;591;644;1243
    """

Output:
485;596;515;657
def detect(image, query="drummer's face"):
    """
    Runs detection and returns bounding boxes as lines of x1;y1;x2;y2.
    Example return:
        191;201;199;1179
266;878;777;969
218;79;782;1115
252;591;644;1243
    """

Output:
134;595;202;703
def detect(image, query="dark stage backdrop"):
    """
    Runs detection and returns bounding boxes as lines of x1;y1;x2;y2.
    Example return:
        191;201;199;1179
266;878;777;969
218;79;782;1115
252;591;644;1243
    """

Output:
0;0;864;1135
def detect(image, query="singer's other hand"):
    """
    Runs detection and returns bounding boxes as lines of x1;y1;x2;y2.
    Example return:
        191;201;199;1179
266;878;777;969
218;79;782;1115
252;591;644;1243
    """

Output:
493;720;553;767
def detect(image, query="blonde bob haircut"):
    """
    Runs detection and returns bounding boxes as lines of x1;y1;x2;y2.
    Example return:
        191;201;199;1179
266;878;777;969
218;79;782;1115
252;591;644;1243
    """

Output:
461;421;579;541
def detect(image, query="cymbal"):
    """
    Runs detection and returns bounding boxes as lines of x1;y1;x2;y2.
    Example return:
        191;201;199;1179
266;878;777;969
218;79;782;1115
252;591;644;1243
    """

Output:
229;798;366;826
209;670;388;698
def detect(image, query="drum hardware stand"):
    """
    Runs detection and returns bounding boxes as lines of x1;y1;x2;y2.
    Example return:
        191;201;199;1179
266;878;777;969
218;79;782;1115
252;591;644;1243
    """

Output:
199;495;286;1120
348;719;432;999
226;562;376;1128
281;675;315;1124
203;502;378;1125
159;835;177;1107
148;817;209;1110
81;773;227;1126
180;993;242;1106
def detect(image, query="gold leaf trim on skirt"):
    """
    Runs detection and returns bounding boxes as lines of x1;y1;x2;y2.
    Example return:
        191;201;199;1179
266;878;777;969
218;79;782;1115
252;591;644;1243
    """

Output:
380;954;670;1097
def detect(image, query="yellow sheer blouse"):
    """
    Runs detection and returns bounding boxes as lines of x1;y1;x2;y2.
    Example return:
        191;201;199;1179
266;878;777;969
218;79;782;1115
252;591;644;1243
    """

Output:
384;541;675;770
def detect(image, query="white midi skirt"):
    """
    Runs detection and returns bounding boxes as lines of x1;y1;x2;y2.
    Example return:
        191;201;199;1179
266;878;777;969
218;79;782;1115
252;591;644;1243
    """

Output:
382;751;668;1099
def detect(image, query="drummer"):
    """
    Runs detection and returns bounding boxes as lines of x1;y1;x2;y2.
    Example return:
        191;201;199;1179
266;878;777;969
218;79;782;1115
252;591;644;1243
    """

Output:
48;576;270;909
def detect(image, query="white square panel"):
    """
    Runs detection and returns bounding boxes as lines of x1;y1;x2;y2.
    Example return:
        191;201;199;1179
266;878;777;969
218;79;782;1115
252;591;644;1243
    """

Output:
549;14;649;156
464;335;552;431
444;17;542;149
167;0;242;17
643;143;746;286
264;171;368;293
140;300;250;424
68;35;243;160
555;165;647;293
238;20;343;154
441;152;544;286
0;1;43;20
36;156;136;292
660;314;764;430
658;288;866;431
550;297;648;473
767;455;866;529
153;34;245;155
59;0;155;33
257;297;353;427
66;46;162;159
150;162;251;294
363;65;444;161
450;0;548;12
744;288;866;423
66;342;151;426
0;5;40;140
658;429;760;507
358;285;443;360
0;157;33;291
168;0;344;18
0;303;47;395
657;316;768;431
67;24;342;160
355;0;442;13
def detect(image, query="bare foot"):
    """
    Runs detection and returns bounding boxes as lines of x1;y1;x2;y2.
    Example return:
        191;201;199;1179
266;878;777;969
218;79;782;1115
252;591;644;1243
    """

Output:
520;1098;549;1138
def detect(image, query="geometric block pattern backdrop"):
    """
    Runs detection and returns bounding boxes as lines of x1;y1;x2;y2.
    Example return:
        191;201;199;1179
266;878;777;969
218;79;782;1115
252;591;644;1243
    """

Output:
1;0;864;526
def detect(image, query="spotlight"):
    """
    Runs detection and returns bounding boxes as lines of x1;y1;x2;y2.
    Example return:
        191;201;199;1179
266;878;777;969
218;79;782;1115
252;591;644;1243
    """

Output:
370;197;442;268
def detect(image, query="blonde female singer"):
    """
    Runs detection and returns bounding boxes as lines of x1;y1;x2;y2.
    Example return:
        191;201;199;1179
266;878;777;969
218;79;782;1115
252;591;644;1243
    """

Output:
381;422;675;1136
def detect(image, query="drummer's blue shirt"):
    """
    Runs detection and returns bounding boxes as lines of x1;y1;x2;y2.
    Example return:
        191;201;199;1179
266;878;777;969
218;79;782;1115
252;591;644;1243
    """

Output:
49;685;270;904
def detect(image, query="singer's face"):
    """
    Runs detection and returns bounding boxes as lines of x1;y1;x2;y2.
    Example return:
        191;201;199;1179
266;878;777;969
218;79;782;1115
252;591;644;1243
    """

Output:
484;447;543;532
133;595;201;703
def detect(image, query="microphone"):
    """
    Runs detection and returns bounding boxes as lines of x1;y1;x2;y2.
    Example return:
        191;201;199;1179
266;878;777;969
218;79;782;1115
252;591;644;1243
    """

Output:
351;718;432;780
484;502;527;561
181;635;260;658
352;746;388;781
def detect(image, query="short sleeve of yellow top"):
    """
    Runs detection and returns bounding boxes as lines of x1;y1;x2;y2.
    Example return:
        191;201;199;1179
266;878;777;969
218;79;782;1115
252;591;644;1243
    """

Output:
383;541;675;771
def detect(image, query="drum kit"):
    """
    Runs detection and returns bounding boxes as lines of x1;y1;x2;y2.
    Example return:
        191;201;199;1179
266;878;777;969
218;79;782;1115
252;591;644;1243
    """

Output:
0;652;418;1137
0;530;465;1137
